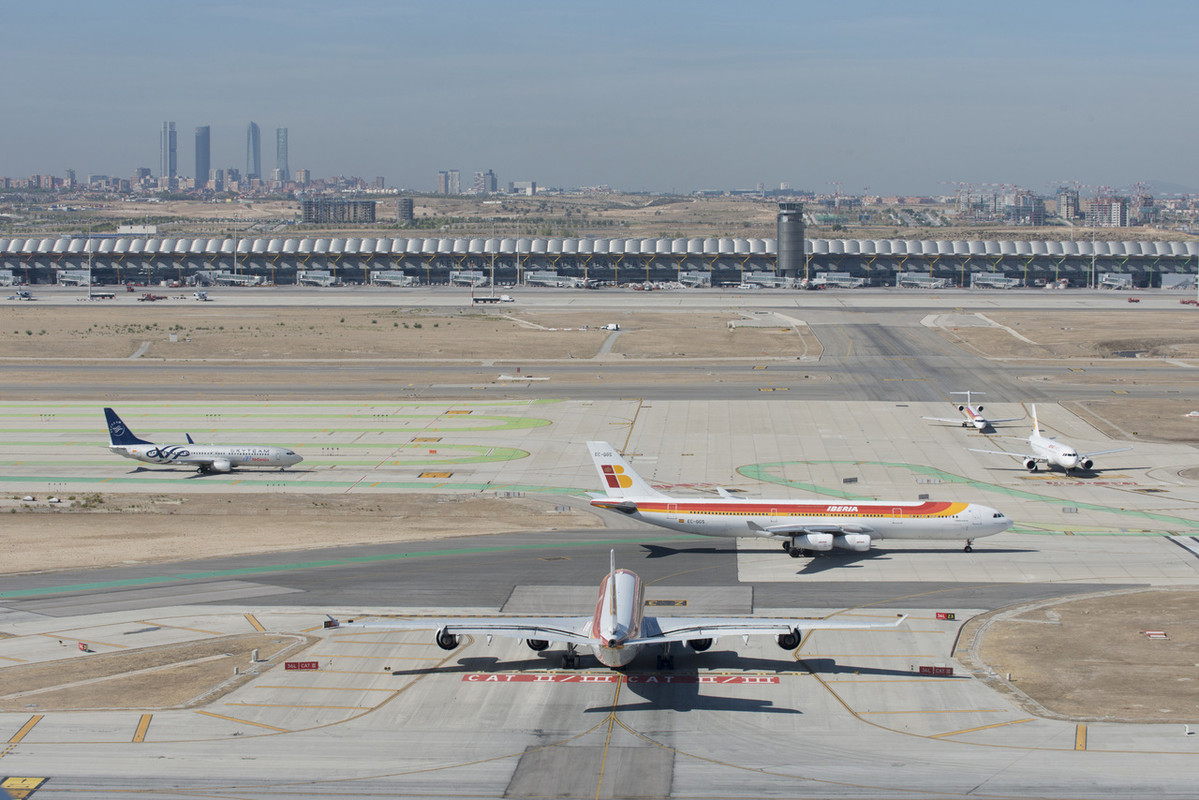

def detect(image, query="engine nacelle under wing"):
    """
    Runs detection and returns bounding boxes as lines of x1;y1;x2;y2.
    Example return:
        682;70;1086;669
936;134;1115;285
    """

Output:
793;533;834;550
211;458;233;473
1023;458;1039;472
1079;458;1094;471
834;533;872;552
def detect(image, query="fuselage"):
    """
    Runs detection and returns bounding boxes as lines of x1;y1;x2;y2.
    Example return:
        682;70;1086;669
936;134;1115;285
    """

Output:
589;568;644;667
110;443;303;470
964;406;989;430
590;497;1011;542
1030;433;1081;471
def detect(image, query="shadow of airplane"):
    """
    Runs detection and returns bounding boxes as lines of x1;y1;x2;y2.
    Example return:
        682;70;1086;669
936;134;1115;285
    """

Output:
640;543;736;559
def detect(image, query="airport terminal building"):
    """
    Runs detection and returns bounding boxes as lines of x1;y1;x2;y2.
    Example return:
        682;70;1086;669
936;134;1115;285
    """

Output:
2;235;1197;288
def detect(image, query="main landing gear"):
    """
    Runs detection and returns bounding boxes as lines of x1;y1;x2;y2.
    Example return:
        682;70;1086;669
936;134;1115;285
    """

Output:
964;539;974;553
781;541;811;559
560;644;580;669
656;643;675;671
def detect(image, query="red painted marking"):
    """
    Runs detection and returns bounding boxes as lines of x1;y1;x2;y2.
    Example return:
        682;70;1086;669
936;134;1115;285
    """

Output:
936;612;956;621
460;673;780;684
918;666;955;676
285;661;320;671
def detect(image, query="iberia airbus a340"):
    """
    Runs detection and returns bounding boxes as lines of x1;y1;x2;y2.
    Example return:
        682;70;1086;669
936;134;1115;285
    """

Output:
587;442;1011;557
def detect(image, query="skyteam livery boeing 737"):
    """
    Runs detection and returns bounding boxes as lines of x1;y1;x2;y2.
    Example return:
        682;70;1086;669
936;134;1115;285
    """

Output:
587;441;1011;556
104;407;303;474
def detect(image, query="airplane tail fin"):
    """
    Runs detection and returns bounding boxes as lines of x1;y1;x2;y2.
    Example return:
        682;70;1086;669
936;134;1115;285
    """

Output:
1030;404;1040;436
587;441;667;499
186;433;195;444
104;408;152;446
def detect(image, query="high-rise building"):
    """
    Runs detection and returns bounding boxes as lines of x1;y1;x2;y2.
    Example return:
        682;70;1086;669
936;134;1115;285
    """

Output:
397;197;414;222
300;199;376;224
437;171;450;194
246;122;262;179
195;126;210;187
275;128;289;179
438;170;461;194
448;169;460;194
160;121;177;178
294;169;310;186
474;169;498;193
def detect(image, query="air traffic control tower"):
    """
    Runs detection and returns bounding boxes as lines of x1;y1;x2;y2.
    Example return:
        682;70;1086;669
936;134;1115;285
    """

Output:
777;201;805;279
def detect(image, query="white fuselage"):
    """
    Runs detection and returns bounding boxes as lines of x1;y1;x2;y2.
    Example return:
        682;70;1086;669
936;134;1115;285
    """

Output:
593;498;1012;543
110;443;302;471
589;569;644;667
1029;432;1083;471
963;406;990;430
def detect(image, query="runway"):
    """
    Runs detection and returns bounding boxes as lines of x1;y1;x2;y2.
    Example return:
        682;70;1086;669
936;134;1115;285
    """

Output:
2;288;1198;798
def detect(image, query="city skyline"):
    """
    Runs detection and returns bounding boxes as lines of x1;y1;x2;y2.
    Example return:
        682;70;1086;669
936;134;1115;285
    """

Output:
5;2;1199;195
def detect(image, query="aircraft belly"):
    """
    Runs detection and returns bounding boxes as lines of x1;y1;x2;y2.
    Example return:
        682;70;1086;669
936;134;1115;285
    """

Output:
594;644;639;668
876;522;965;541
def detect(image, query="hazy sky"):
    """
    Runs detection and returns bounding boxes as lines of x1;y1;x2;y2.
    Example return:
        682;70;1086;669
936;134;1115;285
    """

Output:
4;1;1198;195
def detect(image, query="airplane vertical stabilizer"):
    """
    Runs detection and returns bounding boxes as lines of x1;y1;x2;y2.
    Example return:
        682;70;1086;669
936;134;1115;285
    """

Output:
104;408;153;446
1030;404;1040;437
587;441;667;499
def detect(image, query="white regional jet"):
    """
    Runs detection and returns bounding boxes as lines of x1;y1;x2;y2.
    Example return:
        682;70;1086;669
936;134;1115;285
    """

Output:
969;404;1130;476
325;551;906;669
922;391;1023;432
587;442;1011;556
104;407;303;474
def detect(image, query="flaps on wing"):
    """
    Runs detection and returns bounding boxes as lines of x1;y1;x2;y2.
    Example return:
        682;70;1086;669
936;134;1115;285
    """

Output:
633;614;907;645
1080;446;1132;458
332;616;595;647
747;520;872;538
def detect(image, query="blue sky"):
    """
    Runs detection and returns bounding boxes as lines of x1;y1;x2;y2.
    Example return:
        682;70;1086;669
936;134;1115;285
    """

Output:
3;1;1197;195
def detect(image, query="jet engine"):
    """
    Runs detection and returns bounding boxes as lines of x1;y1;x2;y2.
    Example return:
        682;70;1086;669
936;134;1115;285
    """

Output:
211;459;232;473
525;639;549;652
957;405;966;412
687;638;713;652
435;628;459;650
1023;458;1039;472
1078;458;1094;471
834;533;871;552
793;533;833;551
776;630;801;650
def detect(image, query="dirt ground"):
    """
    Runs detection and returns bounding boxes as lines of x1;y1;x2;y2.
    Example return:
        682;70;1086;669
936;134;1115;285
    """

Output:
0;307;813;362
0;633;308;711
0;493;601;575
961;590;1199;723
939;308;1199;361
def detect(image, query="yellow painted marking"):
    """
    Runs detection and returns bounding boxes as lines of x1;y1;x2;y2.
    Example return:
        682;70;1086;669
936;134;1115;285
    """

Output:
138;621;223;636
8;715;43;744
411;437;442;442
225;703;374;710
826;678;968;683
0;655;29;663
193;710;288;732
420;471;453;478
932;718;1037;738
752;365;767;370
645;599;687;607
0;776;49;798
132;714;152;743
244;614;265;632
1075;724;1088;750
805;654;941;658
858;709;1005;715
444;410;472;415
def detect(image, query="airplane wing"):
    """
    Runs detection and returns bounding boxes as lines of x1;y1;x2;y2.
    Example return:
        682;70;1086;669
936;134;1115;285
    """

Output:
1079;446;1132;458
631;614;906;646
968;447;1040;461
747;520;873;537
327;615;595;647
921;416;968;424
983;417;1025;424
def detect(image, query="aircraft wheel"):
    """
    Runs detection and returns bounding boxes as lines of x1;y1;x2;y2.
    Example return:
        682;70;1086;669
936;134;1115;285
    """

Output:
964;544;973;553
656;655;674;670
787;548;802;558
781;541;791;552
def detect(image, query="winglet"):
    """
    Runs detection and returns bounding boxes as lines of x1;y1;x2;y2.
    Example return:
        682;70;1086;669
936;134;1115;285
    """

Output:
586;441;666;499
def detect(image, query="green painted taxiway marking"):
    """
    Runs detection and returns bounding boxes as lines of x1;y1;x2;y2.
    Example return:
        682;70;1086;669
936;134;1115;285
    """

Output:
0;536;690;599
739;460;1199;531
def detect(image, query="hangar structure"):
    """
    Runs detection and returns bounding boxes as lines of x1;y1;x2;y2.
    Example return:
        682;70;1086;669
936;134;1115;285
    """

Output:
2;235;1197;287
